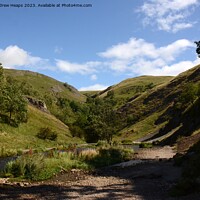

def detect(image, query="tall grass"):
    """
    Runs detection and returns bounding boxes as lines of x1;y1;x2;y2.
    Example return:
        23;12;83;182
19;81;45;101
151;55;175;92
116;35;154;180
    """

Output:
2;146;134;181
0;147;23;158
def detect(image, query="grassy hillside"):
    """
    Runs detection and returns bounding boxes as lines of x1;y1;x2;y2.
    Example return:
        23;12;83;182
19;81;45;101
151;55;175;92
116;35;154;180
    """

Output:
4;69;86;124
5;69;86;102
95;76;173;108
80;91;100;97
116;64;200;143
2;65;200;148
0;105;82;152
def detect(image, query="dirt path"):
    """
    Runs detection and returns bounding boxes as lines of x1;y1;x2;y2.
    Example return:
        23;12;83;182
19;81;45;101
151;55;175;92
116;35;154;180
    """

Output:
0;147;199;200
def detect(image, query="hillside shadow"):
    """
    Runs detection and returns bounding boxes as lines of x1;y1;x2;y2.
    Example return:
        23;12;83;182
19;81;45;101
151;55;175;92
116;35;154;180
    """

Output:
1;160;196;200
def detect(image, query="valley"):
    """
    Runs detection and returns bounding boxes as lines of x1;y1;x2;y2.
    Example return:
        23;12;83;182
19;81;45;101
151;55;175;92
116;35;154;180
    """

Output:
0;64;200;198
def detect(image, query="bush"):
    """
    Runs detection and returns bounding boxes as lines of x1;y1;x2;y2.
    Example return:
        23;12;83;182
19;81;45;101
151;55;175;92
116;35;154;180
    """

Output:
5;154;44;180
89;147;134;168
112;140;120;146
96;140;109;147
37;127;57;141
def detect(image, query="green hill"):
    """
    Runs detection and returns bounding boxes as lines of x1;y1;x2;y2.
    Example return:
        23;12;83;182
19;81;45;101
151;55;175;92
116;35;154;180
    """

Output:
115;64;200;143
5;69;86;102
0;105;82;154
4;69;86;124
0;69;85;154
1;65;200;151
94;76;173;108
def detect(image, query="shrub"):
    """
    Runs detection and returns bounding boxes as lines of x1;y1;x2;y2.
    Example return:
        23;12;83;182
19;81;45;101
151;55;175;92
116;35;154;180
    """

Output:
96;140;109;147
2;147;134;181
112;140;120;146
89;147;134;168
5;154;44;180
37;127;58;141
6;160;23;177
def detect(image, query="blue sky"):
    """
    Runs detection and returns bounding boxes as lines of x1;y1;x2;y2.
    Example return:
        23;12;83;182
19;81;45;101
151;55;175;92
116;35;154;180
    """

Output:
0;0;200;91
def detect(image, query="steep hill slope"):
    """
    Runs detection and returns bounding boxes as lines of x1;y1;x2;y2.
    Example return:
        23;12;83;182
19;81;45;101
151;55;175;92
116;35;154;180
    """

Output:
94;76;173;108
4;69;86;124
0;105;81;151
5;69;85;102
116;64;200;143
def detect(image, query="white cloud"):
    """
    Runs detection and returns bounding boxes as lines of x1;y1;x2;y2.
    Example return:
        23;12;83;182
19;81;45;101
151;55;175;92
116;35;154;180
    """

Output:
99;37;197;76
132;59;200;76
90;74;97;81
139;0;199;32
55;59;101;74
172;22;194;32
99;38;157;60
0;45;46;68
100;38;194;62
109;60;130;72
158;39;194;61
79;84;108;91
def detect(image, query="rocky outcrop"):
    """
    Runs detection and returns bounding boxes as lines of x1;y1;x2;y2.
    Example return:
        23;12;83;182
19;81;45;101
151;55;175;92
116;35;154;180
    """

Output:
26;97;49;113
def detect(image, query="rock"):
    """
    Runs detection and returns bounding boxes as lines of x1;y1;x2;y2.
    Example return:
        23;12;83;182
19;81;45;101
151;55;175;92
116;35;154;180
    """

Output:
0;178;8;184
26;97;49;113
71;169;81;173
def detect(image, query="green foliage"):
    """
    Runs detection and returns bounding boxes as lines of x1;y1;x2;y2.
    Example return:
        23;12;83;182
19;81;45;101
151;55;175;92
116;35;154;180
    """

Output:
4;154;44;180
195;41;200;58
70;100;80;112
139;142;153;148
69;124;85;138
97;76;172;109
0;105;77;151
127;114;138;125
0;63;5;87
4;69;86;126
179;83;199;105
96;140;109;147
106;90;115;99
0;68;28;126
145;82;155;90
0;64;5;112
2;146;134;181
37;127;58;141
0;147;19;158
88;147;134;168
121;139;132;144
74;97;118;144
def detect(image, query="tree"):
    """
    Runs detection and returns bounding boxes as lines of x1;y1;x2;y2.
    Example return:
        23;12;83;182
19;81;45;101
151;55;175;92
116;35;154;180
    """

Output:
2;77;27;124
0;64;6;114
75;97;117;144
0;63;4;83
194;41;200;58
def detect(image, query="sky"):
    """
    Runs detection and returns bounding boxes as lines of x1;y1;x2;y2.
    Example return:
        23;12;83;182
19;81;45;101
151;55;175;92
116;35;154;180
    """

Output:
0;0;200;91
